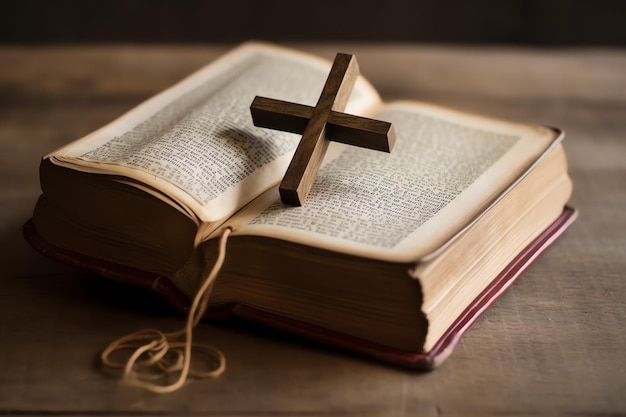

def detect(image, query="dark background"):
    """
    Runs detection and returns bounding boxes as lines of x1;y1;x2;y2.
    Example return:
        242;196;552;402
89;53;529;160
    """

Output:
2;0;626;45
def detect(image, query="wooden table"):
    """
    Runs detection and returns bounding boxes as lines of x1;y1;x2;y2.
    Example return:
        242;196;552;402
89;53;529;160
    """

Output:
1;44;624;416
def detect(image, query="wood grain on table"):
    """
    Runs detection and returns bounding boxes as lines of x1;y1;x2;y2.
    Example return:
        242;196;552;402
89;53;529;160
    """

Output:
1;44;624;416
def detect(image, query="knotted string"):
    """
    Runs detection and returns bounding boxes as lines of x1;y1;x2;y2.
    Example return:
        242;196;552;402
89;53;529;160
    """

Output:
101;227;232;393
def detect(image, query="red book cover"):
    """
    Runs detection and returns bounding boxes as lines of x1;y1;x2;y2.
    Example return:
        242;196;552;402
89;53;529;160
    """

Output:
22;207;577;369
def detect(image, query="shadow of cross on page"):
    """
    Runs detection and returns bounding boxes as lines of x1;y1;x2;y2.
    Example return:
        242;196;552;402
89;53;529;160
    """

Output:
250;53;397;206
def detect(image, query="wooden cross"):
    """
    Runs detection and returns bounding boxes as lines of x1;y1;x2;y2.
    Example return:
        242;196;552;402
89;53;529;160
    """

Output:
250;53;396;206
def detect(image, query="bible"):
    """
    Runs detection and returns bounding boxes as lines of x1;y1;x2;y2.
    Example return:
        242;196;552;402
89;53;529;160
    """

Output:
25;42;576;372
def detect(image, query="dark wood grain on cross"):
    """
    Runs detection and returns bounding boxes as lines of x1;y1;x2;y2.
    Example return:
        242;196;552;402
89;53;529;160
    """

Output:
250;53;396;206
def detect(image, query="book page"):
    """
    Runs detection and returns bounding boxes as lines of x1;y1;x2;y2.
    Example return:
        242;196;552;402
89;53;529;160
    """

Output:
226;102;560;262
47;43;381;222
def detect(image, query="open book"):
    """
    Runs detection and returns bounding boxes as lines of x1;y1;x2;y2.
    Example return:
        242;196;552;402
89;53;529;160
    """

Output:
26;42;576;369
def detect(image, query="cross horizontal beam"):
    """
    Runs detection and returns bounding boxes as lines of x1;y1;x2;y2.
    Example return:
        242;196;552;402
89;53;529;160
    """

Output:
251;96;396;152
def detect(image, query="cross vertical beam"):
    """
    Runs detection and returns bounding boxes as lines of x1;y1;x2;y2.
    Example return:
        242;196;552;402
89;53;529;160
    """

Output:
278;53;358;206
